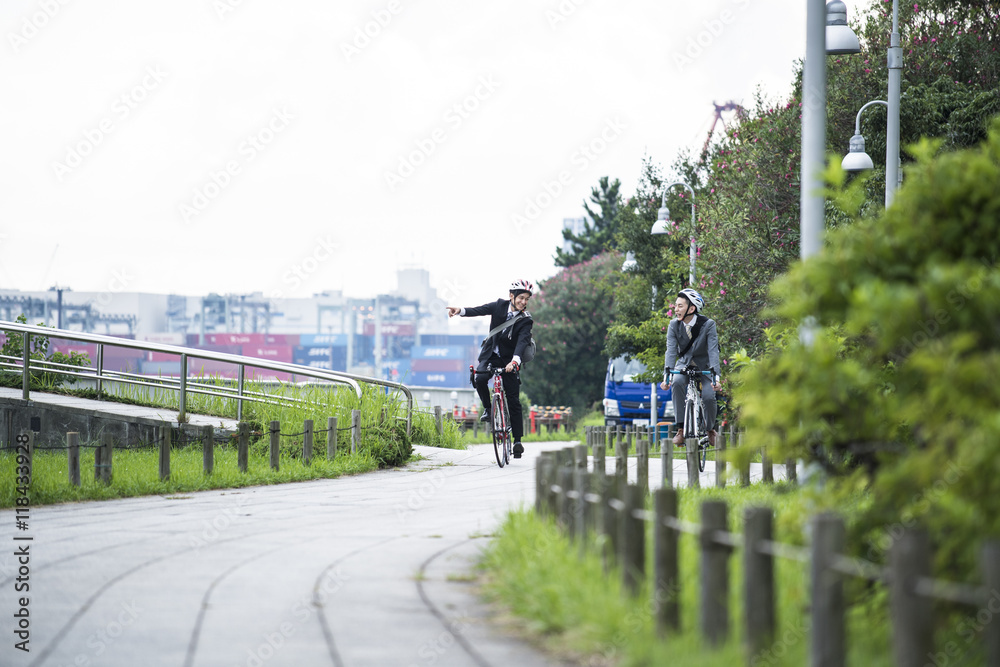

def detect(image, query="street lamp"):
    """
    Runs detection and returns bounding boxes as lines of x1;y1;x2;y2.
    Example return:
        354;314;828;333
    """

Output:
842;99;888;173
621;251;638;272
651;181;696;286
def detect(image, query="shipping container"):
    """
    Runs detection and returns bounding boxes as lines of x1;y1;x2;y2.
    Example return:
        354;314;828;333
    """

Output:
265;334;300;346
149;344;241;363
206;333;267;346
411;359;464;373
410;345;467;360
243;345;294;363
141;360;181;376
298;333;347;347
141;332;186;345
446;334;478;346
418;334;449;346
410;371;465;387
363;322;414;336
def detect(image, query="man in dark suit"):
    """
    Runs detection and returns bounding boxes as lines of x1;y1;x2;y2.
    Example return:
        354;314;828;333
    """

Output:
446;279;534;458
659;288;722;448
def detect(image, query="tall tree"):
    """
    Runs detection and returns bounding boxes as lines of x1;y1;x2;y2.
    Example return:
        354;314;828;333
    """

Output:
523;252;619;413
553;176;621;268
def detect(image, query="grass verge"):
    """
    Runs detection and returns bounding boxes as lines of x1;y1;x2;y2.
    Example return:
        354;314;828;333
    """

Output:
1;446;379;508
480;484;895;666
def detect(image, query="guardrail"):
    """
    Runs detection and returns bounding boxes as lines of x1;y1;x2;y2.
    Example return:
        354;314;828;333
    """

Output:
0;321;414;436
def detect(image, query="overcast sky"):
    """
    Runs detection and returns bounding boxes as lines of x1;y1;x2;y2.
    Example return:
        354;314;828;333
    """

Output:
0;0;814;308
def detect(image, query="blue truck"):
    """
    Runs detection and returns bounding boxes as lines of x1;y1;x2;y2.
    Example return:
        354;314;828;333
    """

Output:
602;355;674;427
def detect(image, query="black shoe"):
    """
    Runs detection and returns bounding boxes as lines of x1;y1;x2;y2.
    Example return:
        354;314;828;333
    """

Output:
479;412;490;423
513;442;524;458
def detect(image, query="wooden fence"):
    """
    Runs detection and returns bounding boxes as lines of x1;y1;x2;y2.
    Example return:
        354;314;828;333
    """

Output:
535;445;1000;667
11;410;366;485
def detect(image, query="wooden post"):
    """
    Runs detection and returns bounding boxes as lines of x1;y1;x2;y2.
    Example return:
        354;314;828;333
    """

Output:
67;432;80;487
606;424;613;452
327;417;337;460
637;439;649;497
202;425;214;474
616;433;627;488
237;422;249;473
557;466;573;533
535;455;547;515
786;458;797;483
100;431;113;484
303;419;313;465
603;476;620;571
472;415;478;437
621;484;645;596
983;541;1000;666
744;507;775;657
700;500;729;646
434;406;443;436
580;471;594;552
661;439;673;489
626;426;633;458
811;513;845;667
159;424;171;481
594;443;606;477
269;420;280;471
654;488;679;635
94;433;102;482
544;453;559;518
351;409;360;454
762;447;773;483
616;424;624;453
716;427;728;488
574;444;587;470
739;430;751;487
686;436;700;489
889;529;933;667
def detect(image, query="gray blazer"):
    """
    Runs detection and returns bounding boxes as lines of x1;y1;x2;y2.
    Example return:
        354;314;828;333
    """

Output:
663;315;720;379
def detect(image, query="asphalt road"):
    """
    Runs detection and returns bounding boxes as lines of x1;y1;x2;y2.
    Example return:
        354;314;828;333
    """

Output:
1;442;577;667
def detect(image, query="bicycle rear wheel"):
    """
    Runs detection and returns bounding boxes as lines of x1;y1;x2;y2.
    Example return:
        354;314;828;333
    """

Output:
491;393;507;468
684;396;696;439
698;437;708;472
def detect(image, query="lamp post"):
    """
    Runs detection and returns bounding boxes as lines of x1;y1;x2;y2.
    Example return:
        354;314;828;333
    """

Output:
885;0;902;207
842;100;891;189
651;181;697;286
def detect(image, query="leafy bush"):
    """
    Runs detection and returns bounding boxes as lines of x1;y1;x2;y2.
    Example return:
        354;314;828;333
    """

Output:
737;119;1000;579
0;315;91;390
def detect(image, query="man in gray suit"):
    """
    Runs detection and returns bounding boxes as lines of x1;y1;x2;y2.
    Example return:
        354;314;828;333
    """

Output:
659;288;722;447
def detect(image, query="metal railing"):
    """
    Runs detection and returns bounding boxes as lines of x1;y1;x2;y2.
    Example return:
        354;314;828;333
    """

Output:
0;321;414;435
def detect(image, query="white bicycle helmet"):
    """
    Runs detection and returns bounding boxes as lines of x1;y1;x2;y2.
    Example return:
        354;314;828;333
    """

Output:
509;279;535;295
678;288;704;312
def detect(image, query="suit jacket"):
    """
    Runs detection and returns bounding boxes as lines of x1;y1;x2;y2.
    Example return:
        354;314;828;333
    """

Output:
663;315;720;378
464;298;533;371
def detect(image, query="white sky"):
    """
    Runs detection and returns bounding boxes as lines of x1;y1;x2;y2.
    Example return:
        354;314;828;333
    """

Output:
0;0;812;308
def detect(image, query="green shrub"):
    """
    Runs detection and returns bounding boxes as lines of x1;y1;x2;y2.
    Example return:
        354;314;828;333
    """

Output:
736;119;1000;580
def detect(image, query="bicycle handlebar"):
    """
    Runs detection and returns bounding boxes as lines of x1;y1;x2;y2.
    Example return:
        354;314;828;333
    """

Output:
668;369;714;376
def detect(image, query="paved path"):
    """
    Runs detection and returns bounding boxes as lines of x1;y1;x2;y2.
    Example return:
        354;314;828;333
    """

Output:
2;436;785;667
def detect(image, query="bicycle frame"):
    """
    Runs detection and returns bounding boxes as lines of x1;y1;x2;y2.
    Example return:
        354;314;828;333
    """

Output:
473;365;516;467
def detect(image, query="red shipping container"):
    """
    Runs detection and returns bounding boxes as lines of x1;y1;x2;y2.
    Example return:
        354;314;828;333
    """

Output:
411;359;465;372
265;334;300;346
207;333;267;346
243;345;293;363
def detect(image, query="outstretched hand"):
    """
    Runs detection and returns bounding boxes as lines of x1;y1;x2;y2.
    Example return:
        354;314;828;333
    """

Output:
446;307;460;317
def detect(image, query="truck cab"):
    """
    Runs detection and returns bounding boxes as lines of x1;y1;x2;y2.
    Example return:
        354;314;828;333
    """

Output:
602;355;673;427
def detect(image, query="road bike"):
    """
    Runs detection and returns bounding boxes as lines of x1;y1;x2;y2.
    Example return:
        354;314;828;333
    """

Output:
471;365;514;468
669;367;715;472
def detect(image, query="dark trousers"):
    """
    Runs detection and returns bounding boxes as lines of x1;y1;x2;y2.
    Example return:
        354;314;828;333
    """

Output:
475;366;523;441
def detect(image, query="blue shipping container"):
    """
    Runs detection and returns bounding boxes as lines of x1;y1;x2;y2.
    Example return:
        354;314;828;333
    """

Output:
410;371;465;387
410;345;466;360
298;333;348;347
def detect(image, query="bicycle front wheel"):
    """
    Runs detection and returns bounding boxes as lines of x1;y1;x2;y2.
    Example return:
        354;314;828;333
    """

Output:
491;393;508;468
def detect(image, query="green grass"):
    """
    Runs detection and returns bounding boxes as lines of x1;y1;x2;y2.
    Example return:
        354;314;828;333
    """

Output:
1;445;380;507
480;484;895;666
